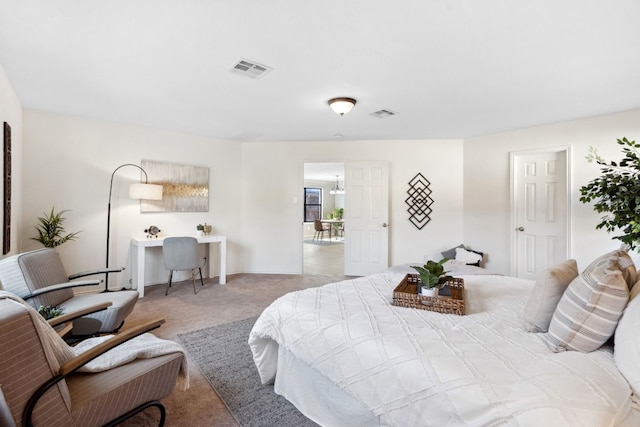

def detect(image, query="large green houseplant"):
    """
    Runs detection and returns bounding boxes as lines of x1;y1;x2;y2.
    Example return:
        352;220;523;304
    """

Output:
31;208;81;248
579;137;640;250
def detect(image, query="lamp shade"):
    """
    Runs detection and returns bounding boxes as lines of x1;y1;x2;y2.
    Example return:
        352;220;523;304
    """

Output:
328;97;356;116
129;183;163;200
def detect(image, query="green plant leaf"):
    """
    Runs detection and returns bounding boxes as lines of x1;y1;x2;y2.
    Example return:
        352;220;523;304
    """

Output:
579;138;640;251
31;207;81;248
410;258;451;289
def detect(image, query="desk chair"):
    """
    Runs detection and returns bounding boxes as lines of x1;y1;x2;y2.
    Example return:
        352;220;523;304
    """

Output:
313;219;330;241
163;237;204;295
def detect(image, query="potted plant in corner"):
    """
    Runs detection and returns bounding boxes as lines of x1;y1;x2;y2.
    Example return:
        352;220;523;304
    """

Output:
410;258;452;297
31;208;81;248
579;137;640;250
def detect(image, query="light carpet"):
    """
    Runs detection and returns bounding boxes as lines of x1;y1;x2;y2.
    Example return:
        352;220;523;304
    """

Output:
177;317;318;427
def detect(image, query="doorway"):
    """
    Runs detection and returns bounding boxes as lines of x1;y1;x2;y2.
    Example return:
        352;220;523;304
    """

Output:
303;163;345;275
511;147;571;279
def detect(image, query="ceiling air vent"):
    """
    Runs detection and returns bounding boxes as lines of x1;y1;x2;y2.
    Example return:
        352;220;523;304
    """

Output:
229;58;272;79
370;109;397;118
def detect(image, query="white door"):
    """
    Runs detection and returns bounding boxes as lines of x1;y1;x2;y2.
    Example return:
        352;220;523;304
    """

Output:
511;148;570;279
344;162;389;276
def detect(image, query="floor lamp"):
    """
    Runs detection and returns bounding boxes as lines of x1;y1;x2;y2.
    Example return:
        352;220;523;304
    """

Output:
106;163;163;289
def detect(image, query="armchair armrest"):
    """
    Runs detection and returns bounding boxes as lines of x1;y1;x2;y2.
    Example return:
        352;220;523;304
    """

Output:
47;302;112;328
24;280;102;300
69;266;125;280
24;318;166;426
60;318;165;375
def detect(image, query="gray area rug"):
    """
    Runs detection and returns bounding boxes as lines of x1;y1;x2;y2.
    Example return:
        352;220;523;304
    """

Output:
177;317;318;427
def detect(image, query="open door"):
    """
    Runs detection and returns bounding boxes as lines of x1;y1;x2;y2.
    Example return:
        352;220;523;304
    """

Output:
344;161;389;276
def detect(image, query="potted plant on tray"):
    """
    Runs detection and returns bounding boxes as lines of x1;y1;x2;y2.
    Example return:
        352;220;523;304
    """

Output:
410;258;452;297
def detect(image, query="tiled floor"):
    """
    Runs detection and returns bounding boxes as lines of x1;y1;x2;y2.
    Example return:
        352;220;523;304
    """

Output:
303;238;344;275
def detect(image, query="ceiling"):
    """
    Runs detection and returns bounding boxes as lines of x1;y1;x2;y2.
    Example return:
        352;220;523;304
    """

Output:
304;163;344;182
1;1;639;143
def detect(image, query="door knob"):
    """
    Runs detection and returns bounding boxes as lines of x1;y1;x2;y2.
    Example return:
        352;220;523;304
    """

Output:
382;223;388;228
517;227;525;231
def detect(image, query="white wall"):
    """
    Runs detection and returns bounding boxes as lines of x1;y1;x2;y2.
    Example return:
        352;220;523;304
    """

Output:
16;72;640;281
241;139;464;274
464;109;640;274
0;64;23;258
22;110;243;287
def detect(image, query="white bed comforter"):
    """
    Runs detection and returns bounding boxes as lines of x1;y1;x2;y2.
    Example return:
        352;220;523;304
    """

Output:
249;273;637;426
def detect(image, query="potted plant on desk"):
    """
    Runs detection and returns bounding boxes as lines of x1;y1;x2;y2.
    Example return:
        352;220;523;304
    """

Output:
410;258;452;297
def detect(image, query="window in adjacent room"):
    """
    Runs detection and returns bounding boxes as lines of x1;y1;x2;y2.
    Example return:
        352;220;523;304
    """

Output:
304;187;322;222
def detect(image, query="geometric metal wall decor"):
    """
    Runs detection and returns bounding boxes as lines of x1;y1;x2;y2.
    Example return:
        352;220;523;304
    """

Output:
140;159;210;212
405;172;433;230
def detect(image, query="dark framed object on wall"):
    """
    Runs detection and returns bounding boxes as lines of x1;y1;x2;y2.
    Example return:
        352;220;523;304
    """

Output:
406;172;433;230
3;122;10;255
304;187;322;222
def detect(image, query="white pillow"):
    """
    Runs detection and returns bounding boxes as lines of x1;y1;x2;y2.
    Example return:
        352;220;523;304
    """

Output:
523;259;578;333
615;291;640;397
455;247;482;265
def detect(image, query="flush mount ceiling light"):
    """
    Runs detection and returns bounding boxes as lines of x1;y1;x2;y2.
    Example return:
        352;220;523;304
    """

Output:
328;97;356;116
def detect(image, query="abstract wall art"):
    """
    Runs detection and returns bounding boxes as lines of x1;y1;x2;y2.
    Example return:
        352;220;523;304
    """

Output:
140;160;209;212
405;172;433;230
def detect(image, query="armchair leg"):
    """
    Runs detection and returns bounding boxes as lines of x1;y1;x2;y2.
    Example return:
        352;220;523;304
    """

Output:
103;400;166;427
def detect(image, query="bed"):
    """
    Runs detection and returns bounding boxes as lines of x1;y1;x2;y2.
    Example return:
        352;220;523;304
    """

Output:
249;256;640;426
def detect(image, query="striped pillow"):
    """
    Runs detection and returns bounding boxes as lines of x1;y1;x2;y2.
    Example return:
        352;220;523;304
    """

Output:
547;252;630;352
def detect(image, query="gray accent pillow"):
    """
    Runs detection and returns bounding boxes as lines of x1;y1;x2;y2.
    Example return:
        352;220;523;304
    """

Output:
441;244;465;260
523;259;578;333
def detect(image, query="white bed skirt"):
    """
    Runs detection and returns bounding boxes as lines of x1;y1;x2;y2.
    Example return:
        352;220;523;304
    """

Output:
275;346;381;426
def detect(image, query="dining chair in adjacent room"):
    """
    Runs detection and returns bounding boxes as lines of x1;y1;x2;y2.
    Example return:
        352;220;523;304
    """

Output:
336;222;345;240
313;219;330;241
162;237;204;295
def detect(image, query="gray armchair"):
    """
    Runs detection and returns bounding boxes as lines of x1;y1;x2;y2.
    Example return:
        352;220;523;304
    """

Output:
0;248;138;333
0;296;184;427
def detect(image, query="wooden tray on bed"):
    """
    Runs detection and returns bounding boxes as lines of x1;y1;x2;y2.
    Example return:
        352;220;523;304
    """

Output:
392;274;465;315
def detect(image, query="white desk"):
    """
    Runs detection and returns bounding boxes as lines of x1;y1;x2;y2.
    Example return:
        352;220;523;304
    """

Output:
131;235;227;298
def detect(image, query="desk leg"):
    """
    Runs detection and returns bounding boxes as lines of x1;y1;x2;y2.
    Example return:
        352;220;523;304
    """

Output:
134;245;146;298
203;241;225;285
203;243;211;279
219;240;226;285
